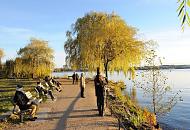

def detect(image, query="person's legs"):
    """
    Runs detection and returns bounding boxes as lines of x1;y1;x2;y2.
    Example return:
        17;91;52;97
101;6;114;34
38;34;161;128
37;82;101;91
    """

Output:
72;79;74;84
98;104;101;116
29;104;38;118
96;97;99;109
97;96;102;115
101;102;105;116
57;85;62;92
48;90;55;100
81;87;84;97
80;88;83;97
43;89;48;95
83;88;85;97
99;97;104;116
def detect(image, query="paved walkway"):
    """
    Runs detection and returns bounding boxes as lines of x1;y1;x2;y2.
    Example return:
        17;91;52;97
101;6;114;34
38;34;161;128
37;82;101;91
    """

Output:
6;79;120;130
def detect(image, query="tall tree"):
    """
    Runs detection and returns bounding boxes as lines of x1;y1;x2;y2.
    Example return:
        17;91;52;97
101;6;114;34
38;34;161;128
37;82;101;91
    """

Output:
136;42;182;120
65;12;145;79
0;48;5;70
17;38;54;78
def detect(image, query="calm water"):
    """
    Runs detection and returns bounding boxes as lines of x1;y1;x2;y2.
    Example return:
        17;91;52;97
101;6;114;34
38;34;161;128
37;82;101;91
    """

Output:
52;69;190;130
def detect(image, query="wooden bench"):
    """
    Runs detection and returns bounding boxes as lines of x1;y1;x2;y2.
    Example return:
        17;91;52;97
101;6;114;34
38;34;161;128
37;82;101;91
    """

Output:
13;91;41;123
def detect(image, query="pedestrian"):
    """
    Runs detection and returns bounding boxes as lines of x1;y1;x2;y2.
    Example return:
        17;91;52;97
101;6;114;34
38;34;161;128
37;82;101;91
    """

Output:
76;73;79;84
80;73;85;98
94;67;107;116
72;72;76;84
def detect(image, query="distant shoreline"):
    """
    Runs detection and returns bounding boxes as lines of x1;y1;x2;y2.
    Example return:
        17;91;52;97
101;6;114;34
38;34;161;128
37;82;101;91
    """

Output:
137;65;190;70
54;65;190;72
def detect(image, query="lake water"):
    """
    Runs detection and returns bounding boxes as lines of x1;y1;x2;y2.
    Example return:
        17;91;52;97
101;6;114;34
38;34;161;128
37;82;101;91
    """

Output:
52;69;190;130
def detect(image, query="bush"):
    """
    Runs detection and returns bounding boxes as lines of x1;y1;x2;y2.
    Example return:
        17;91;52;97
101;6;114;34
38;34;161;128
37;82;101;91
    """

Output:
108;81;158;129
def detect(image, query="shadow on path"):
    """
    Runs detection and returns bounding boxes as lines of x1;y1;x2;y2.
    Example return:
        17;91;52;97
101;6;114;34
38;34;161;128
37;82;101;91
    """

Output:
68;114;98;118
72;109;97;113
55;93;80;130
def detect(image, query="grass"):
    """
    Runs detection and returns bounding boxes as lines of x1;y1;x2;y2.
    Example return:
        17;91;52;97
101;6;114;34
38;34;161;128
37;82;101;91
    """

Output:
107;81;158;129
0;79;38;115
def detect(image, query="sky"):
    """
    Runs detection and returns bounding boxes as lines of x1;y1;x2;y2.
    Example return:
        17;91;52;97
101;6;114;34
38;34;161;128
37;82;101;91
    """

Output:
0;0;190;67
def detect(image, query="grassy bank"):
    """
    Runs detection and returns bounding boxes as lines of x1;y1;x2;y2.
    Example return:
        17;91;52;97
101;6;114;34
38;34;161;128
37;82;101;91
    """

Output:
107;81;159;129
0;79;37;115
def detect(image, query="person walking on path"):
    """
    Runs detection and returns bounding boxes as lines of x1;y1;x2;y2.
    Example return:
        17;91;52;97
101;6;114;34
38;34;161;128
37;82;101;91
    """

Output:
80;73;85;98
72;72;76;84
94;67;107;116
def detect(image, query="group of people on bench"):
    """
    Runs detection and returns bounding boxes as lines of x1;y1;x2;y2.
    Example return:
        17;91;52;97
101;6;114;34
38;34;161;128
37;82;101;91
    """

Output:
12;76;62;121
36;76;62;101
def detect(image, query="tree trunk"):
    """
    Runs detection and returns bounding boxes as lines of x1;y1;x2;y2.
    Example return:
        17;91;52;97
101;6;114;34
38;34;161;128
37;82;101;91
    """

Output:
152;64;156;115
104;62;108;80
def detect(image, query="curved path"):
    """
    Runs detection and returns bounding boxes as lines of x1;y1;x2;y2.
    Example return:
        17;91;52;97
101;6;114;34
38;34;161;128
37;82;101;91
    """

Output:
6;79;120;130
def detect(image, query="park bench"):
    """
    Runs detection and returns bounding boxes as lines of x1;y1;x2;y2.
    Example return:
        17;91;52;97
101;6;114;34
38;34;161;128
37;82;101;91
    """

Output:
34;87;47;99
13;91;41;123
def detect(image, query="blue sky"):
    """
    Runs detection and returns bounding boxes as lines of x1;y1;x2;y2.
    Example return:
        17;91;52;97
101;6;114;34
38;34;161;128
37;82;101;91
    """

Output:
0;0;190;67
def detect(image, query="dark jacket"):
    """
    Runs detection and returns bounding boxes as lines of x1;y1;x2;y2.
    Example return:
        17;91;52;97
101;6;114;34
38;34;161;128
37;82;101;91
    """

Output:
13;91;30;110
72;73;76;80
94;74;107;97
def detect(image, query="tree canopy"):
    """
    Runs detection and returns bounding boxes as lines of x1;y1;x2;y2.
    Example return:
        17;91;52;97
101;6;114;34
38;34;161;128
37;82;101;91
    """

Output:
0;48;5;69
64;12;146;79
15;38;54;78
0;48;4;58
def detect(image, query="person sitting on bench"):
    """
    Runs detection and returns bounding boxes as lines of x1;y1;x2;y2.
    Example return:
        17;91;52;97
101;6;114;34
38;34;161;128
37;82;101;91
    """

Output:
51;78;62;92
44;76;56;101
13;84;38;121
35;82;48;97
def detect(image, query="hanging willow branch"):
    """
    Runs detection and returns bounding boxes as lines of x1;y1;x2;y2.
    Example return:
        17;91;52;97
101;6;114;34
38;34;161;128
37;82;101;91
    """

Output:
177;0;190;30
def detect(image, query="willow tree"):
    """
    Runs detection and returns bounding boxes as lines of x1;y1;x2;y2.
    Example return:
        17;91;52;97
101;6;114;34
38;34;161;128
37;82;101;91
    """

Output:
65;12;145;79
17;38;54;78
0;48;5;70
177;0;190;29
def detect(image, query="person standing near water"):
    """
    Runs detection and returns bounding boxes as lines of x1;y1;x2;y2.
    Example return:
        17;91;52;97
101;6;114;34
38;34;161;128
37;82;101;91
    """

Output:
80;73;85;98
94;67;107;116
76;73;79;84
72;72;76;84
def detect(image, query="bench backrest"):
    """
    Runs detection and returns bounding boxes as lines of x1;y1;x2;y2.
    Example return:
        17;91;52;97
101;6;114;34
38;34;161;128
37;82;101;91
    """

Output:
25;91;33;99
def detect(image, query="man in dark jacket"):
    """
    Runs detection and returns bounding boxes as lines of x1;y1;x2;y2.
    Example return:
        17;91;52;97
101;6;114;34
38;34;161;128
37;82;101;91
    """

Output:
94;67;107;116
13;84;38;121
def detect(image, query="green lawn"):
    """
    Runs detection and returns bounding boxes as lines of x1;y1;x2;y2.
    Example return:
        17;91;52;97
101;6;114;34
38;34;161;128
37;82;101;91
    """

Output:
0;79;38;115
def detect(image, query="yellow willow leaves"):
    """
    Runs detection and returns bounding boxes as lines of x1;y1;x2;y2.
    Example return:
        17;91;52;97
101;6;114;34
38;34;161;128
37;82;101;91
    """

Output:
65;12;146;75
16;38;54;77
0;48;5;58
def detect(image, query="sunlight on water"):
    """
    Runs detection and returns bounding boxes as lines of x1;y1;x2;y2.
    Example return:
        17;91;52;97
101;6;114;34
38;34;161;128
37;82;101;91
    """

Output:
53;69;190;130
